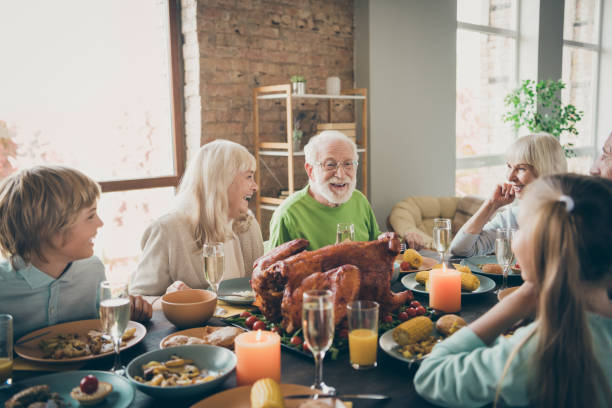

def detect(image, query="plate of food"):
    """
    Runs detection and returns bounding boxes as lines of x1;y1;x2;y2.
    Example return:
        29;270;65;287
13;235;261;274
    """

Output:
160;325;245;349
460;255;523;280
14;319;146;363
0;370;134;408
218;277;255;305
401;271;496;296
192;383;347;408
394;249;438;273
380;314;466;365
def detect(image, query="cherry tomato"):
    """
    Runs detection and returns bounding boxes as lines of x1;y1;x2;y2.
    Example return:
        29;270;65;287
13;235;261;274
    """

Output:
80;375;99;395
290;335;302;346
406;307;417;318
415;306;426;316
400;261;411;271
302;342;310;353
253;320;267;331
398;311;409;321
383;314;393;323
240;311;251;318
410;300;421;308
245;315;259;329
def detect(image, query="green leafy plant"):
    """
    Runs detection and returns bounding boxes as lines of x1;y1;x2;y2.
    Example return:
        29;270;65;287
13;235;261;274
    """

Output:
503;79;583;157
290;75;306;83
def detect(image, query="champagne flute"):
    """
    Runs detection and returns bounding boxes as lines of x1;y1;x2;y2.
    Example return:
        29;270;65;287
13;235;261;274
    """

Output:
336;223;355;244
433;218;452;266
99;281;130;376
302;290;335;395
203;242;225;315
495;228;516;293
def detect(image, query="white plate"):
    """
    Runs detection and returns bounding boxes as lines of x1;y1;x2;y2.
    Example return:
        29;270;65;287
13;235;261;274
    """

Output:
218;277;254;305
401;272;496;296
379;329;440;364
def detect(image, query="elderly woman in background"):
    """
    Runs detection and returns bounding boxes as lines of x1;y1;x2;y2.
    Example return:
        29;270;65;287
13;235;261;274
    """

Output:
130;139;264;296
449;133;567;257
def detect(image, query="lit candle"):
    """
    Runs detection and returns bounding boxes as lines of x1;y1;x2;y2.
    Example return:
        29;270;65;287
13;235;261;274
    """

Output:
429;267;461;313
234;330;281;386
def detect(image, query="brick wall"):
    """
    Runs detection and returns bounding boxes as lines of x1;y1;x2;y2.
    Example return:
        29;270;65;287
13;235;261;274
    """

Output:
194;0;355;236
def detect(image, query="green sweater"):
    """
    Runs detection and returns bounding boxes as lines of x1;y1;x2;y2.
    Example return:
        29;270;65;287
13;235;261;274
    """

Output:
268;185;381;251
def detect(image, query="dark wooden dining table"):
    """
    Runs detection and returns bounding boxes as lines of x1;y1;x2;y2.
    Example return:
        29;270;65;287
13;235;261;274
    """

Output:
10;275;504;408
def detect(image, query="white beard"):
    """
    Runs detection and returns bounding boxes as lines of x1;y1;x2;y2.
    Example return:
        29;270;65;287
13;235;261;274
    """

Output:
311;175;356;205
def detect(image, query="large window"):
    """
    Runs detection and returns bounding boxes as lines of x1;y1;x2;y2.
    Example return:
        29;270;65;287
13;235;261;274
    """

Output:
456;0;518;197
562;0;602;172
0;0;185;282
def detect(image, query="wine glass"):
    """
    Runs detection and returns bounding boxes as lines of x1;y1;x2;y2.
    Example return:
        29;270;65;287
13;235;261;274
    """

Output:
302;290;335;395
495;228;516;293
433;218;452;266
99;281;130;376
336;223;355;244
203;242;225;315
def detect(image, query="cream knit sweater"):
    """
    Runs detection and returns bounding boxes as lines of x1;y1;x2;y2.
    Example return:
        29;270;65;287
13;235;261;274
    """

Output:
130;211;264;296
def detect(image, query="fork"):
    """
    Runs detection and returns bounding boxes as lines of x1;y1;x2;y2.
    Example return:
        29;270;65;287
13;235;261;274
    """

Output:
400;242;406;253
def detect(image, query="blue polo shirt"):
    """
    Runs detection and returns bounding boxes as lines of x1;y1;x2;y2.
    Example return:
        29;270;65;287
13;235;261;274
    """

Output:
0;256;106;339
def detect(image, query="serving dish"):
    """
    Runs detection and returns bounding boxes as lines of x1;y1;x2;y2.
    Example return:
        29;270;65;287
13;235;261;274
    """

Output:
126;344;236;399
218;277;255;305
401;272;496;296
15;319;146;363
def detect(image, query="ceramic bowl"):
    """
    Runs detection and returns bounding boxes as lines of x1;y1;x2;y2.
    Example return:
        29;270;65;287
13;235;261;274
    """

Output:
161;289;217;328
126;344;236;399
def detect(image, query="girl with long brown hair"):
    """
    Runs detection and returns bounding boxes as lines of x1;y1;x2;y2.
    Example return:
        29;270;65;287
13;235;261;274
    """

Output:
415;173;612;407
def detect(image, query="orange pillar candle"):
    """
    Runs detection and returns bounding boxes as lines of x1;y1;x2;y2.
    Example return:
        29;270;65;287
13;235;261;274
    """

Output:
235;330;281;386
429;268;461;313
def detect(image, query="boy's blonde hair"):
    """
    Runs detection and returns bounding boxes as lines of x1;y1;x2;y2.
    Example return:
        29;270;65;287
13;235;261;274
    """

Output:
174;139;256;246
0;165;101;267
506;133;567;177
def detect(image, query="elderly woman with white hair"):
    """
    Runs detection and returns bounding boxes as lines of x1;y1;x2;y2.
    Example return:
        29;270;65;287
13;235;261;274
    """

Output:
130;139;264;296
449;133;567;257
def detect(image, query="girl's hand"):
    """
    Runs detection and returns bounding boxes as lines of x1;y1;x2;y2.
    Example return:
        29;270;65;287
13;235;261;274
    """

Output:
487;183;516;210
129;295;152;322
165;280;190;294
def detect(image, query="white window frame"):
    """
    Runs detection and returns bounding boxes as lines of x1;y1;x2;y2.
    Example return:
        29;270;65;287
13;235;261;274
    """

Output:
455;2;521;173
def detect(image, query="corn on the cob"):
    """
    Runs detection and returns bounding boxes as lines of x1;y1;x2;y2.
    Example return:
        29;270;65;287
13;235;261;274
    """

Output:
415;271;480;292
455;264;471;274
250;378;285;408
403;248;423;268
392;316;434;345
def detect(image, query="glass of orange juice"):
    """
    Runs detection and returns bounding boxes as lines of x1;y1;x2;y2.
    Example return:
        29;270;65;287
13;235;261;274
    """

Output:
0;314;13;389
347;301;379;370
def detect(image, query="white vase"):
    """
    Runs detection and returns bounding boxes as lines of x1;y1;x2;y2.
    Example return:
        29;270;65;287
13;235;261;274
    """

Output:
292;82;306;95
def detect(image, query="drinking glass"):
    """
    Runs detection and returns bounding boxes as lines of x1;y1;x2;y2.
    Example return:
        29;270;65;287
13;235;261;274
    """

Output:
302;290;335;395
495;228;516;293
203;242;225;315
0;314;13;389
347;301;379;370
336;223;355;244
433;218;452;265
99;281;130;376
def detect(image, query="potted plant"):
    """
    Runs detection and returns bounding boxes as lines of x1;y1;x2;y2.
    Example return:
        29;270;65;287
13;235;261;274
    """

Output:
503;79;583;157
290;75;306;95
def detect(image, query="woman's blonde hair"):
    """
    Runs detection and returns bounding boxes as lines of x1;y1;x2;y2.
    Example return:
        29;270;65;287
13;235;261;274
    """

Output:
175;139;256;247
0;165;100;267
497;174;612;407
506;133;567;177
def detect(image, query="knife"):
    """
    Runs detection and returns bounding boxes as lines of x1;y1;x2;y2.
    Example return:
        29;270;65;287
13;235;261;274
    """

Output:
285;393;389;400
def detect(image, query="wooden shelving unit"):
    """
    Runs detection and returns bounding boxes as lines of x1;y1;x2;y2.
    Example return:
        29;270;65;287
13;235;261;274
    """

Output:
253;84;368;223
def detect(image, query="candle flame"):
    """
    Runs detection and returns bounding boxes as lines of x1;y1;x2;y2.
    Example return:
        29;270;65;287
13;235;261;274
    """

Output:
256;329;262;341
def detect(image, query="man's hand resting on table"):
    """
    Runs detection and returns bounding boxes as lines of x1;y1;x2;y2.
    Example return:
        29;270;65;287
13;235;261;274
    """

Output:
404;232;425;251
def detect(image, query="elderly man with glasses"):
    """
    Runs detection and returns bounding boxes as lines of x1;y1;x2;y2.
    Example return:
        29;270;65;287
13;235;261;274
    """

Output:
268;130;380;251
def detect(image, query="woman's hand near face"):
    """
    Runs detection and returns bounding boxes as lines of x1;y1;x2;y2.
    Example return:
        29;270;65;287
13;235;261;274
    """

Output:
129;295;153;322
488;183;516;210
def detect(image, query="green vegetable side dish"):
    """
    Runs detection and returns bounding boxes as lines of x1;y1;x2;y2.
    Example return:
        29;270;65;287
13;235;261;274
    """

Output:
224;303;439;360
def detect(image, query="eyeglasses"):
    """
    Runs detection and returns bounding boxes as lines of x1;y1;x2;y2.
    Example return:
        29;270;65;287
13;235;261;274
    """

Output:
316;160;358;172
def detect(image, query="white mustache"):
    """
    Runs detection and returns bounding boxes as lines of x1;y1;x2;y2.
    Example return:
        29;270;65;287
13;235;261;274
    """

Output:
328;177;350;184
